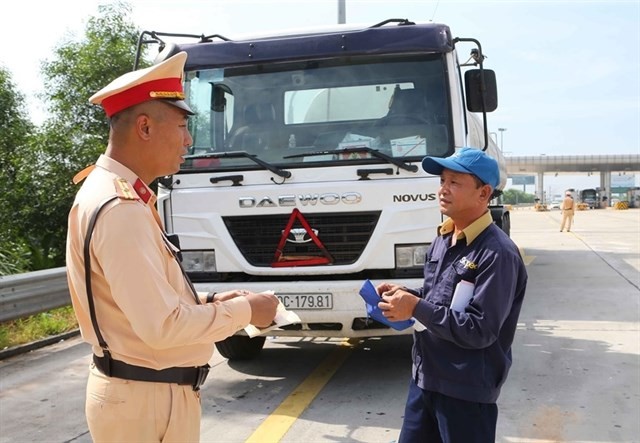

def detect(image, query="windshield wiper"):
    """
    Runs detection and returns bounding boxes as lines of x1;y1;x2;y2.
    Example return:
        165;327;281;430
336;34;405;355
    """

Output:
185;151;292;178
284;147;418;172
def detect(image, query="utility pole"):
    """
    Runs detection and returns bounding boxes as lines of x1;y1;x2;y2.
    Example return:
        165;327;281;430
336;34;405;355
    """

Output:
338;0;346;24
498;127;507;152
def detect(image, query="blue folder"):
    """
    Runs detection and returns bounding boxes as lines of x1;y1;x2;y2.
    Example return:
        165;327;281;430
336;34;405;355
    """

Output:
358;279;414;331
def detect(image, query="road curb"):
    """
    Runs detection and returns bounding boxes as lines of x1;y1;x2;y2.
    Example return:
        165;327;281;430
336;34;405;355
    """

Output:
0;329;80;360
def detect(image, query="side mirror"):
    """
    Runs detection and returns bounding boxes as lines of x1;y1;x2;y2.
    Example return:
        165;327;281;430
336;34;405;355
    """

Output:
465;69;498;112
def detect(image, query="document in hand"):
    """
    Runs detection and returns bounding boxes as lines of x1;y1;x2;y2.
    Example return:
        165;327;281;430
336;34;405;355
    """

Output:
244;292;302;338
358;279;414;331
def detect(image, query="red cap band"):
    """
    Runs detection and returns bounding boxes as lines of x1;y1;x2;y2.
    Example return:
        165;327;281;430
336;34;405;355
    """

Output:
101;77;184;117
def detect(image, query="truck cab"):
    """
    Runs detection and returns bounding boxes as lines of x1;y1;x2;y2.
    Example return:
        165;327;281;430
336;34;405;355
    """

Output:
138;19;508;359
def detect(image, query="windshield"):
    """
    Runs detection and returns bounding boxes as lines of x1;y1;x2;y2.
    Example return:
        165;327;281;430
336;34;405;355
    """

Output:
182;55;452;171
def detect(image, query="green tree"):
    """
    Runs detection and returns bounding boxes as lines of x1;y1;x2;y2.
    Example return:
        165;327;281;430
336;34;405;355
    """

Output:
41;1;143;165
0;67;35;274
4;1;145;271
502;189;536;205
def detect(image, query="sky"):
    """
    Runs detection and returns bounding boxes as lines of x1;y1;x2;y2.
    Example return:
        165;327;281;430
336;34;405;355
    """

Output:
1;0;639;194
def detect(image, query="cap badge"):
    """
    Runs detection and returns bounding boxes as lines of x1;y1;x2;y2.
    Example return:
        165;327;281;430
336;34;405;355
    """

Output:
149;91;185;99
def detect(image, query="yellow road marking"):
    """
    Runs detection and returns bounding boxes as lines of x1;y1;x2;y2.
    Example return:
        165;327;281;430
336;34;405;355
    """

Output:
245;339;359;443
519;246;536;266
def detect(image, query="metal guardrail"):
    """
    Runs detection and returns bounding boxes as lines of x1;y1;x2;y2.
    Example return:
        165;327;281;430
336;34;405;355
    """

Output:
0;267;71;323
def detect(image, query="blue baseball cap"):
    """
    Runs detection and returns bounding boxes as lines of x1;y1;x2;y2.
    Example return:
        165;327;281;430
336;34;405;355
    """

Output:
421;147;500;189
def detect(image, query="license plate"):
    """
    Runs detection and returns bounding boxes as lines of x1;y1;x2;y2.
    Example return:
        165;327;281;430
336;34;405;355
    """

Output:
277;293;333;310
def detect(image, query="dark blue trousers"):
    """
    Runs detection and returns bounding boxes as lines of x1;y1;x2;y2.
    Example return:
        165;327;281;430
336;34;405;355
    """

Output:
398;379;498;443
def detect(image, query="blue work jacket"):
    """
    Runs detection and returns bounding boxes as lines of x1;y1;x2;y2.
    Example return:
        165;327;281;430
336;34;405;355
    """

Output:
411;213;528;403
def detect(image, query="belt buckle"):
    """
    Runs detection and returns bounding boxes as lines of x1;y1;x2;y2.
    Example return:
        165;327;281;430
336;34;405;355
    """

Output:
193;364;210;391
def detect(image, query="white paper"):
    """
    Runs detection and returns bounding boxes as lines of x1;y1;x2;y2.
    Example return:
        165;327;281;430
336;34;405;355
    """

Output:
451;280;475;312
244;295;302;338
412;318;427;331
390;136;427;157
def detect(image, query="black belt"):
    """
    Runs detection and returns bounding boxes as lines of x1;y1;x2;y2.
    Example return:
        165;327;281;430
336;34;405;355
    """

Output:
93;353;210;391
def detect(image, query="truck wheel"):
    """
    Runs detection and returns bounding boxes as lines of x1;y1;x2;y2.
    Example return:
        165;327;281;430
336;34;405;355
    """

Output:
490;208;510;236
215;335;266;360
501;212;511;237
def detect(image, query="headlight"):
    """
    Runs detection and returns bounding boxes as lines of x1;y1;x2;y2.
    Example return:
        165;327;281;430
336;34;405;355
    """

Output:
395;244;429;269
182;250;216;272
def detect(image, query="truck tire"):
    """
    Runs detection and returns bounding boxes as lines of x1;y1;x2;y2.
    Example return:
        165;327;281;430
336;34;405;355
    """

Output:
490;207;510;236
215;335;266;360
501;212;511;237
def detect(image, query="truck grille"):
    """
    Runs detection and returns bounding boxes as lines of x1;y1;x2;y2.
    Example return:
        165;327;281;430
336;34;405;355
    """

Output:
223;211;381;267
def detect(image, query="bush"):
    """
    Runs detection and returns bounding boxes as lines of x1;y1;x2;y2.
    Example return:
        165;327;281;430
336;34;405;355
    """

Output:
0;306;78;350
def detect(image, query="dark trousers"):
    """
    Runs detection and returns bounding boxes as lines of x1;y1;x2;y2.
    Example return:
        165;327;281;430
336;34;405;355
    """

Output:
398;379;498;443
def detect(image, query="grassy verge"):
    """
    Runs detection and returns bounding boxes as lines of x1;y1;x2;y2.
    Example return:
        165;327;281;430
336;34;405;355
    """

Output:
0;306;78;350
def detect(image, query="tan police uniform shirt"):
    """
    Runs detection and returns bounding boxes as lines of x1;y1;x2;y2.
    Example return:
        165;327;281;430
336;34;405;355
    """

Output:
66;155;251;369
561;196;575;213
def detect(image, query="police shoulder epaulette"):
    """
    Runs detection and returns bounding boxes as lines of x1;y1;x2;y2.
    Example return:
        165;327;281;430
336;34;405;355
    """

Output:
72;164;96;185
114;177;140;201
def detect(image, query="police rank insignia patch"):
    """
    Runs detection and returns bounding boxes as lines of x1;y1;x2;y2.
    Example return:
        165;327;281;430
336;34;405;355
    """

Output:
114;177;139;200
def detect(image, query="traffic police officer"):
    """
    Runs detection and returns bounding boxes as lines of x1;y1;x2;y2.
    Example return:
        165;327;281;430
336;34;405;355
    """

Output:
66;52;279;442
560;191;575;232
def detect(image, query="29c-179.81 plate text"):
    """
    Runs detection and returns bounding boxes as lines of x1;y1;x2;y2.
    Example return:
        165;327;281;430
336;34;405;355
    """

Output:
276;293;333;310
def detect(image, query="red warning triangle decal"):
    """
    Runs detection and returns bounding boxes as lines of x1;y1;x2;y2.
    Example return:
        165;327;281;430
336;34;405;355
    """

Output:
271;208;333;267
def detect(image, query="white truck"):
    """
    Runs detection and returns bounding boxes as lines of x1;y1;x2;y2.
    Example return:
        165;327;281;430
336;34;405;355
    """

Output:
135;19;509;359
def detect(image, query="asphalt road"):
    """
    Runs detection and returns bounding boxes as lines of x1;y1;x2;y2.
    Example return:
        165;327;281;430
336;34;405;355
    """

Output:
0;208;638;443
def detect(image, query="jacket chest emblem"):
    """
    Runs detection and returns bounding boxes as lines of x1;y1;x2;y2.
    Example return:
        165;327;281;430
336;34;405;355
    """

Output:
459;256;477;270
